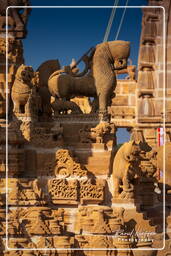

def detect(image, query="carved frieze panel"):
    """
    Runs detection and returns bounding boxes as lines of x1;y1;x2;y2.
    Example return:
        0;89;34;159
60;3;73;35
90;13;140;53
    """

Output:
80;179;105;204
48;179;78;204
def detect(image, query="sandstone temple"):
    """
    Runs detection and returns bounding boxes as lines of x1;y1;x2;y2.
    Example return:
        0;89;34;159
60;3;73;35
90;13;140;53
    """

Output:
0;0;171;255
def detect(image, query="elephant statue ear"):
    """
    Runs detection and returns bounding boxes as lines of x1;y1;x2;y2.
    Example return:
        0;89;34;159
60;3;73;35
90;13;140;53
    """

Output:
36;59;61;87
108;40;130;59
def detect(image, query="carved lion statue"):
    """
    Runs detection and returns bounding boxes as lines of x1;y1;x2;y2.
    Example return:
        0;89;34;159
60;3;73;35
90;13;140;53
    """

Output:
11;64;36;114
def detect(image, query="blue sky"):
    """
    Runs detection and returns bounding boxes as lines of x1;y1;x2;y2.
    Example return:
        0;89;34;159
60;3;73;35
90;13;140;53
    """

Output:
22;0;147;143
23;0;147;69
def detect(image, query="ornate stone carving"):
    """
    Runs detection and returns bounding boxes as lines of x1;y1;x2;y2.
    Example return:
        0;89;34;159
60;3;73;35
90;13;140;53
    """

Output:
48;178;78;204
79;122;112;143
0;0;31;39
8;178;45;205
75;206;124;235
54;149;87;177
80;179;105;204
0;38;24;64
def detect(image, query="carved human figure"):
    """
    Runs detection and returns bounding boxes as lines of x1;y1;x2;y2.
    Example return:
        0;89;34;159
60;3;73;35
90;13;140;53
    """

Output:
48;40;130;114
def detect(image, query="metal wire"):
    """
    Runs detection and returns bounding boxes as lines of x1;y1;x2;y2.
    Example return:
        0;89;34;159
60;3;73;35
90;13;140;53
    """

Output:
103;0;119;42
115;0;129;40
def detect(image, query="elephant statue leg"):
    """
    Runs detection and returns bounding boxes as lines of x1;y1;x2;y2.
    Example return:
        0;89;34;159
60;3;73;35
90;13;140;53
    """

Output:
98;90;110;114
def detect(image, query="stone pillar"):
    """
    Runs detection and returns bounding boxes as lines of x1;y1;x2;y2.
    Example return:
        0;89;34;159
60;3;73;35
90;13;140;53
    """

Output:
137;1;170;146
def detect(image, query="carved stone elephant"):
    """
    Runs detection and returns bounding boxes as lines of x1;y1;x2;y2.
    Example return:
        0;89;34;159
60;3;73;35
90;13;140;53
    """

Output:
48;40;130;114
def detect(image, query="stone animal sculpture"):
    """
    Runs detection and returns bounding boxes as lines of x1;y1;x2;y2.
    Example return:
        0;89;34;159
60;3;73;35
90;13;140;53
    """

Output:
36;60;61;118
112;140;141;198
48;41;130;114
51;99;83;115
11;64;36;114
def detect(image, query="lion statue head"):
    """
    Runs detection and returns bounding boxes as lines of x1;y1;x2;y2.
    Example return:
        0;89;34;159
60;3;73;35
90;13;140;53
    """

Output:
15;64;34;83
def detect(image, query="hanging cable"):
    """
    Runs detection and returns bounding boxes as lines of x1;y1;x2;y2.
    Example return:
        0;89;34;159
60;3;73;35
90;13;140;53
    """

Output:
103;0;119;42
115;0;129;40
